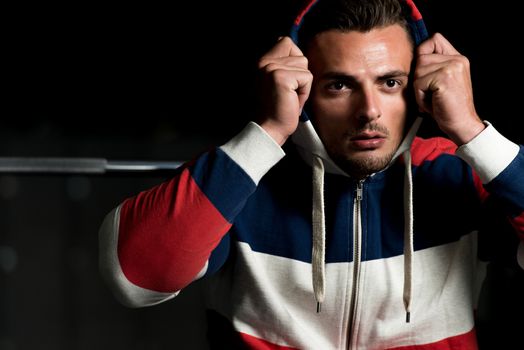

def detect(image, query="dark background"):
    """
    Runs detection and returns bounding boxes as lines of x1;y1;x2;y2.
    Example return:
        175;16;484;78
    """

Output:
1;1;523;349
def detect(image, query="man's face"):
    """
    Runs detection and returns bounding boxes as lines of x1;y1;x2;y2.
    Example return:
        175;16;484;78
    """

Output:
307;25;414;178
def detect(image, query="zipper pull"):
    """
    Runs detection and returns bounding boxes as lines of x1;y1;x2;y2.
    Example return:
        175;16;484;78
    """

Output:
355;181;363;201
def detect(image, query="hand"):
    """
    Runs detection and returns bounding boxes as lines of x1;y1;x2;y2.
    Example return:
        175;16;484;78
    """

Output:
256;37;313;145
414;33;485;145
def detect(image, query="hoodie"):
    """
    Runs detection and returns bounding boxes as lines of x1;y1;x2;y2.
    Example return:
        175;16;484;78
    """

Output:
99;1;524;349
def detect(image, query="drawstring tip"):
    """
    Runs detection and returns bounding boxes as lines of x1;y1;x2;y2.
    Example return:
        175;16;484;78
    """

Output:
316;302;322;313
405;312;410;323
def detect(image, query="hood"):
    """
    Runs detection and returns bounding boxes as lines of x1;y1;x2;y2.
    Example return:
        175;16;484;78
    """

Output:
287;0;428;322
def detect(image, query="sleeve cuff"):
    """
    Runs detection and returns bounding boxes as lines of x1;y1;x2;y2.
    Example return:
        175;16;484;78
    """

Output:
220;122;285;185
456;121;520;184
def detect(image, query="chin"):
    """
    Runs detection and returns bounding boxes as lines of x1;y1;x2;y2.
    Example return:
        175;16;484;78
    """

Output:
335;151;395;177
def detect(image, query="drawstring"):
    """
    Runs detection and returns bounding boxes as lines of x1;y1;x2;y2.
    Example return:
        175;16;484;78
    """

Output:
312;155;326;313
311;151;416;319
402;149;414;323
397;117;421;323
309;118;422;318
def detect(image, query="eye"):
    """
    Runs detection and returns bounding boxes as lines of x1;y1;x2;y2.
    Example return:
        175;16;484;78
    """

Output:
385;79;399;88
327;81;348;91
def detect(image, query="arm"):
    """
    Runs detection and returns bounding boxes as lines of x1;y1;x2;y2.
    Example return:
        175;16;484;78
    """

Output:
99;123;284;307
414;33;524;265
456;126;524;266
99;37;311;308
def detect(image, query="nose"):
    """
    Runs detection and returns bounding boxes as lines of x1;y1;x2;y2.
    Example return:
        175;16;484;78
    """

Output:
355;86;381;122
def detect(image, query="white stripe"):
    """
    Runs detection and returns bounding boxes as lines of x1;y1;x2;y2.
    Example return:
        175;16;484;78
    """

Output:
220;122;285;185
358;235;478;348
456;121;520;183
194;260;209;281
205;234;480;349
98;205;177;308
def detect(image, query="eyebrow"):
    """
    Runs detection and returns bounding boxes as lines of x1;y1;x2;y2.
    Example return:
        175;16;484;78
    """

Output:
320;70;409;82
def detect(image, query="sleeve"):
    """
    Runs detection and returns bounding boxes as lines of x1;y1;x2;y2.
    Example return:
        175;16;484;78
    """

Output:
456;121;524;268
98;122;285;307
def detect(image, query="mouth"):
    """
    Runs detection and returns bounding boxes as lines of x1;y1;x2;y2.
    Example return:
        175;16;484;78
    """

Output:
349;132;387;150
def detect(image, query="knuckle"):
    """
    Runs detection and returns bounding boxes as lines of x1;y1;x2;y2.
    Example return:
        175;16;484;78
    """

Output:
257;60;267;69
458;55;470;68
301;56;308;65
416;54;429;65
260;62;277;73
280;36;293;45
433;32;444;41
449;58;468;74
270;68;286;81
296;56;309;69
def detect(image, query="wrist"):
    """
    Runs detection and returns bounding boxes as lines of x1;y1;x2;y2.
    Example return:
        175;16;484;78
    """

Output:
446;119;486;146
259;120;291;146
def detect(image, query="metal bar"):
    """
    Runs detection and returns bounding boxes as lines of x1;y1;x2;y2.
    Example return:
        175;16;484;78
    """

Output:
0;157;183;175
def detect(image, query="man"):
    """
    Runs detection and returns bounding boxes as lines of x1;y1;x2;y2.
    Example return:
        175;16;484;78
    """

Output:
99;0;524;348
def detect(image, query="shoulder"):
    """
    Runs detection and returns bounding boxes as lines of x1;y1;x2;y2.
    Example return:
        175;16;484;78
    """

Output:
410;136;458;166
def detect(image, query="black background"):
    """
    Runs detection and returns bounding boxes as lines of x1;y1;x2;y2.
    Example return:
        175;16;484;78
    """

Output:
1;1;522;349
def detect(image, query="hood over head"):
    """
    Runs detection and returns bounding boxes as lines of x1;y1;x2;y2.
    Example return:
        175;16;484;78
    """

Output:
286;0;428;322
289;0;427;175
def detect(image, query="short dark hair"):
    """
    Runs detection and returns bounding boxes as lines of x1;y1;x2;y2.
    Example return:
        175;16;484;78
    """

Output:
298;0;413;50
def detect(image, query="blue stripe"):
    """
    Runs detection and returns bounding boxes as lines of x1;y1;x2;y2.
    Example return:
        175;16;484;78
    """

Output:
485;146;524;217
409;19;429;45
189;148;257;223
206;233;230;277
232;150;482;263
289;0;320;45
233;152;316;263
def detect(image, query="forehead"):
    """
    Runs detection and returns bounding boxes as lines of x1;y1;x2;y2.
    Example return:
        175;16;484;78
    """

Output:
306;25;414;72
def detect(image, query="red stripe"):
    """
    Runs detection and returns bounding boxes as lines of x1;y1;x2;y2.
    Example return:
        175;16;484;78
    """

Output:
387;328;478;350
472;171;489;202
411;137;457;166
237;329;477;350
404;0;423;21
510;211;524;239
239;332;298;350
118;167;231;292
294;0;318;25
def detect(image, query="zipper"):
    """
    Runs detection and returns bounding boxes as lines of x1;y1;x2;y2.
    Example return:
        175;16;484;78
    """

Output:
347;180;364;350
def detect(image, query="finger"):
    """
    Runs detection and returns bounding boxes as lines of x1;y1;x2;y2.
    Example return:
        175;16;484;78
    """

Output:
269;68;313;89
417;32;460;56
296;71;313;110
413;72;441;114
416;52;462;67
262;64;311;76
414;60;451;80
261;36;304;61
416;55;471;84
258;55;309;70
269;68;313;109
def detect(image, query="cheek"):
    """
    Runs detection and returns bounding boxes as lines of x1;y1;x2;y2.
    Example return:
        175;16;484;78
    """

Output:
311;95;352;124
311;103;349;139
389;109;408;140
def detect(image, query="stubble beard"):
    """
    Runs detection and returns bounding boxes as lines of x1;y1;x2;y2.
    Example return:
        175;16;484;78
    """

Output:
329;123;399;179
333;149;397;179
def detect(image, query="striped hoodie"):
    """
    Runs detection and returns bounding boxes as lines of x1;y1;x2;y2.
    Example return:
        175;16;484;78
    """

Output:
99;0;524;348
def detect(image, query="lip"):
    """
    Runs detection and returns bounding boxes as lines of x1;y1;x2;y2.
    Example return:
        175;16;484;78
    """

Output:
349;132;387;150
